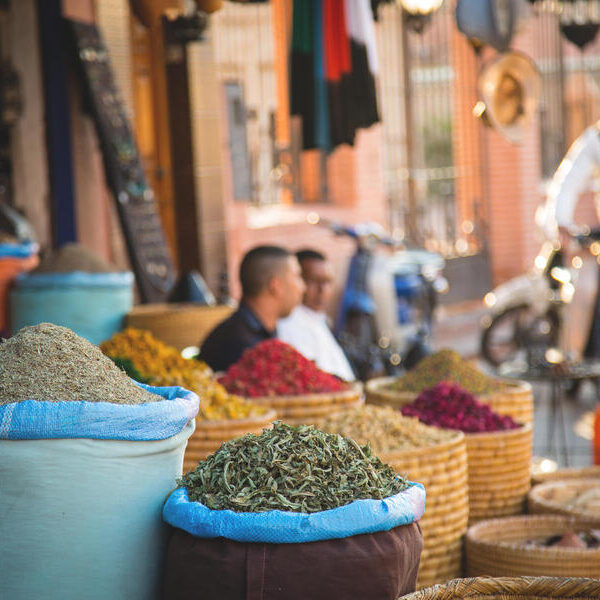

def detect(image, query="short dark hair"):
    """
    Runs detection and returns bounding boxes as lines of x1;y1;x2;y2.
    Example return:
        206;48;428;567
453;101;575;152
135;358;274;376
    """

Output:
296;249;326;264
240;245;292;298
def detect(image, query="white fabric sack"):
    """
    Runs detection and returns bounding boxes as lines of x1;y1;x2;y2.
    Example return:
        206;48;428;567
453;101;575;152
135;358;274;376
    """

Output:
0;420;194;600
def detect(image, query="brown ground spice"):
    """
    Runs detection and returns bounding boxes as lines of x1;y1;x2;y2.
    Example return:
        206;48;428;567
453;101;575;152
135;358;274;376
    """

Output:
0;323;160;405
33;243;116;273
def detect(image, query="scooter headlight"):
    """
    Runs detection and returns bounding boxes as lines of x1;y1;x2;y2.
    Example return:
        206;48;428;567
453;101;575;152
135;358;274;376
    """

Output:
483;292;497;308
550;266;571;285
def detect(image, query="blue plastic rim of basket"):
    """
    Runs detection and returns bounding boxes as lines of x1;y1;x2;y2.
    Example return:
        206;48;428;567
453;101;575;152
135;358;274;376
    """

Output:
14;271;134;289
10;271;135;344
0;242;38;259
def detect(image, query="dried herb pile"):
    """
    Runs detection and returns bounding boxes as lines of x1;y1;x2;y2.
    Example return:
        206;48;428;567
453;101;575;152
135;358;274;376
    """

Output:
102;328;267;420
179;421;408;513
317;405;455;453
33;243;116;273
388;349;505;396
0;323;160;405
219;339;348;397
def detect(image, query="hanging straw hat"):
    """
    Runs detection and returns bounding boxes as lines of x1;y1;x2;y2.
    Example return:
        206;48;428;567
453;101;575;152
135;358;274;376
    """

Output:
476;50;541;144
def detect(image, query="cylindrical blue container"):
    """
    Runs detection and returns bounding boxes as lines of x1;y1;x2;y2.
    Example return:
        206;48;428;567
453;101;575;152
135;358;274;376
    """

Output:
10;271;134;344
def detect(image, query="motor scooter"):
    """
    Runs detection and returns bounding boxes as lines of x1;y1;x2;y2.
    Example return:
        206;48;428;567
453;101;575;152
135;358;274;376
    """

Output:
480;227;600;369
323;220;448;380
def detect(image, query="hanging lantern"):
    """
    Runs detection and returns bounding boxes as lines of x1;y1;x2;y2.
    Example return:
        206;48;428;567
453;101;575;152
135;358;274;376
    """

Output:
456;0;531;52
399;0;444;15
398;0;444;34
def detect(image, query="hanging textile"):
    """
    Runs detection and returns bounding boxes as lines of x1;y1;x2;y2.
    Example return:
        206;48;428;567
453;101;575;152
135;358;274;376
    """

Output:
344;0;380;133
290;0;380;152
313;0;331;151
290;1;315;149
324;0;353;147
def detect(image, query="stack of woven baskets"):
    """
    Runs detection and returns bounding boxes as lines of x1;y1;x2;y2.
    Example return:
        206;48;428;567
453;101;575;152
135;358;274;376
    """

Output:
466;423;533;524
465;515;600;578
527;479;600;523
126;303;233;351
249;383;363;426
365;377;533;426
379;430;469;589
531;466;600;487
365;375;533;524
400;577;600;600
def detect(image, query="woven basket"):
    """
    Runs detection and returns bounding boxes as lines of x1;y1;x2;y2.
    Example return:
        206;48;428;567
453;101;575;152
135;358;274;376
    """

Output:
465;515;600;578
126;303;233;350
531;466;600;487
378;430;469;590
528;479;600;524
183;409;276;472
365;377;533;425
248;382;363;426
466;423;533;524
399;576;600;600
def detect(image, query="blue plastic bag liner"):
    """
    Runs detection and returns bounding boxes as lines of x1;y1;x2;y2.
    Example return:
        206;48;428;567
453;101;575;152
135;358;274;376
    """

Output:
10;271;134;344
0;384;199;441
0;241;38;258
163;481;425;544
14;270;134;288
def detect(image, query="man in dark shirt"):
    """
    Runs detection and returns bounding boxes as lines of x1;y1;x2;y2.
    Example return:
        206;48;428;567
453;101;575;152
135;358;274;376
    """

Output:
199;245;305;372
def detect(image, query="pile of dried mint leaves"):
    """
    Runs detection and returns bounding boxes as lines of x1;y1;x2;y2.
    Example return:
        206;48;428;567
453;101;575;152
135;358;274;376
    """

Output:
179;421;409;513
0;323;160;405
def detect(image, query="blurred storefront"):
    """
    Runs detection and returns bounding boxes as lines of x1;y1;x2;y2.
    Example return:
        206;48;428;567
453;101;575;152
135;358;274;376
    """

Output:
3;0;600;304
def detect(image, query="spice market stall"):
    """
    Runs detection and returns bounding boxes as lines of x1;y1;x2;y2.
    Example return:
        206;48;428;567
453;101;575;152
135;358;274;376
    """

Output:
10;244;133;344
318;405;468;589
0;324;198;600
219;339;363;425
162;422;425;600
401;382;532;523
100;328;275;471
366;350;533;425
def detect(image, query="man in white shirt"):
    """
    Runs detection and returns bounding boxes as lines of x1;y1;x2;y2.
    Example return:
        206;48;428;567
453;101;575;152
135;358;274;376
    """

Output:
542;121;600;358
277;250;356;381
543;120;600;247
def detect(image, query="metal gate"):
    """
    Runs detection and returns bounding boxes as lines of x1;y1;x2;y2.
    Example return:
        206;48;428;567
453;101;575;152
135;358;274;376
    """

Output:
376;2;488;260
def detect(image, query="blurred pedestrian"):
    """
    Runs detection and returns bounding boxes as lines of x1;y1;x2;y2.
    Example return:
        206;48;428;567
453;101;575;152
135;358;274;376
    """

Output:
199;246;305;372
278;249;355;381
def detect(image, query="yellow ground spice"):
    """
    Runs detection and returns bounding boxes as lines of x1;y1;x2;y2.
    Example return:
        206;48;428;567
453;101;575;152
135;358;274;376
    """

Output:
101;328;267;420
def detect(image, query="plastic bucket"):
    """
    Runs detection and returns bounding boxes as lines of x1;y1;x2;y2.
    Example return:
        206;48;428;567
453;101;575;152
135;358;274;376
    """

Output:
10;271;134;344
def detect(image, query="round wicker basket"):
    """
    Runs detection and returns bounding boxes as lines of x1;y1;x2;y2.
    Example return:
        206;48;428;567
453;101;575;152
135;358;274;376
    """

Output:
248;382;363;426
183;409;276;472
531;466;600;487
378;430;469;590
528;479;600;524
466;423;533;525
465;515;600;578
365;377;533;425
400;576;600;600
126;303;233;350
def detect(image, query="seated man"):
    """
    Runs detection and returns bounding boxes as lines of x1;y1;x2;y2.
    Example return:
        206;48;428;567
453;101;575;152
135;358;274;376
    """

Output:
199;245;305;372
277;249;355;381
